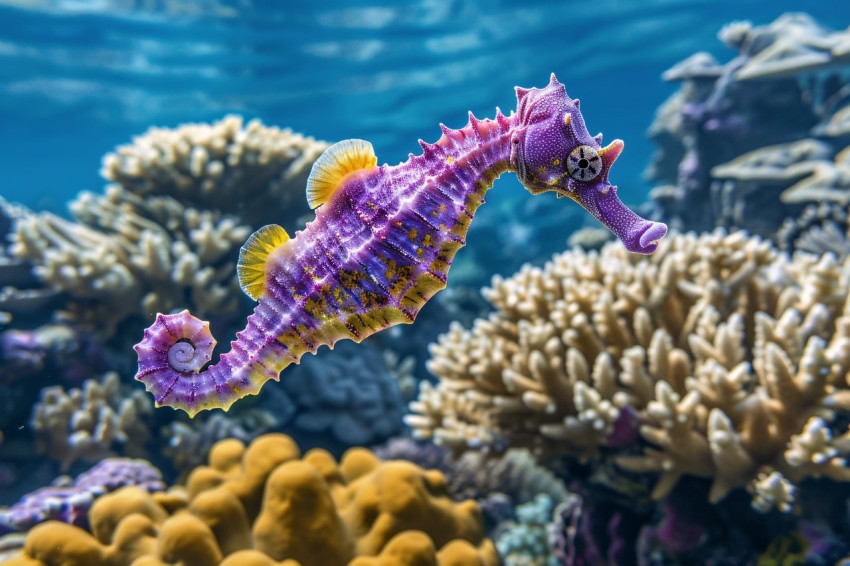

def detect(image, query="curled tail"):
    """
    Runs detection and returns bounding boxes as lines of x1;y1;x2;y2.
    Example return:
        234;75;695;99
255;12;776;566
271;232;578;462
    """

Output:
134;311;228;416
134;304;306;417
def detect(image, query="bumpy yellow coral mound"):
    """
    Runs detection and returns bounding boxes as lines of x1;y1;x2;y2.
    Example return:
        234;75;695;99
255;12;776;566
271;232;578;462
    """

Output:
7;434;497;566
407;230;850;510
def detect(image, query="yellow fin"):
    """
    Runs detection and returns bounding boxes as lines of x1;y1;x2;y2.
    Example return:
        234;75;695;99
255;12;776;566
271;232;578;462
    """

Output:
237;224;290;300
306;139;377;209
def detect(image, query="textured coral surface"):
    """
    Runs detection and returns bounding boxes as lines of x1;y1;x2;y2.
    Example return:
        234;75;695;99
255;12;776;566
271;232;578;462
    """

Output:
6;434;498;566
409;230;850;510
8;117;328;338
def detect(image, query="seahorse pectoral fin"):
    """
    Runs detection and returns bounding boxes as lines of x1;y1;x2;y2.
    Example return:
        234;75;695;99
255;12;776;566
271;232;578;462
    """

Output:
306;139;378;209
237;224;290;300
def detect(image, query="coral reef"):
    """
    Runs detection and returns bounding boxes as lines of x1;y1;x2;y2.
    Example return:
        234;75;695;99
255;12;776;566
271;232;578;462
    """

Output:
100;115;327;229
407;229;850;510
494;494;560;566
645;13;850;240
0;323;114;433
6;433;498;566
0;198;61;329
374;436;571;532
11;186;251;338
7;117;328;338
31;372;153;470
162;411;278;476
270;341;406;447
778;201;850;258
446;449;571;528
0;458;164;534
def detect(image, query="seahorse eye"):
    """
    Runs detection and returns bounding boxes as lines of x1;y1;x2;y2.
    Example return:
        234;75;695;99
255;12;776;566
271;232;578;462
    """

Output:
567;145;602;182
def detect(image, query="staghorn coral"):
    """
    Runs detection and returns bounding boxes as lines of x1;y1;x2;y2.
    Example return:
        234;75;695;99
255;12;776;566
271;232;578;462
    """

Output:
6;433;498;566
780;147;850;206
8;116;328;338
11;186;251;338
407;229;850;510
778;201;850;259
31;372;153;470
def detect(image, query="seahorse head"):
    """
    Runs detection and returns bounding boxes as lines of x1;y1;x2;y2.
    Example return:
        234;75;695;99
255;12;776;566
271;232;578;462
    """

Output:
511;74;667;254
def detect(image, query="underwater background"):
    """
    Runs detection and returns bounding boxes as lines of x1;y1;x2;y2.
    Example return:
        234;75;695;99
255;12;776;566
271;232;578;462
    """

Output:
3;1;850;564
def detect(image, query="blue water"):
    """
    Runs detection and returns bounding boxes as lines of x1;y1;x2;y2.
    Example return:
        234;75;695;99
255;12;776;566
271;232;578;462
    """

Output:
0;0;847;215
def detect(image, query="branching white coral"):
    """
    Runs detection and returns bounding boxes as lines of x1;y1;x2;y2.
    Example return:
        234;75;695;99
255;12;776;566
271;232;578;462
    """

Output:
409;230;850;510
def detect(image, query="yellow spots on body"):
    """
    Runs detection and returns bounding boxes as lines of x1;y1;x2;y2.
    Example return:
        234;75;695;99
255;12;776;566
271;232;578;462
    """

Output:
385;258;397;281
423;234;432;247
408;228;418;241
446;156;454;164
564;113;572;126
431;203;449;218
339;269;364;291
552;158;560;166
388;264;414;297
395;221;403;227
416;248;423;257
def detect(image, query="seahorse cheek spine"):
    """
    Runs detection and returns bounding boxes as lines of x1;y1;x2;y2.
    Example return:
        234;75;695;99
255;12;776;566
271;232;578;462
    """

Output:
134;75;667;417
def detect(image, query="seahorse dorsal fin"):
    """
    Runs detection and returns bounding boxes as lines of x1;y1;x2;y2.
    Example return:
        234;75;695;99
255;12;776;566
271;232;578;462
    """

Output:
306;139;377;209
237;224;290;300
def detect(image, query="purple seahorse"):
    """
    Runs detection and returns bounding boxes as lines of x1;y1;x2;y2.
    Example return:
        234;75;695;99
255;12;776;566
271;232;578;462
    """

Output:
135;75;667;416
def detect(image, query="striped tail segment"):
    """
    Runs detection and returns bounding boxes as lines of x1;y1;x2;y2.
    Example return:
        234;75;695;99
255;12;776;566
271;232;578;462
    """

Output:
134;301;312;417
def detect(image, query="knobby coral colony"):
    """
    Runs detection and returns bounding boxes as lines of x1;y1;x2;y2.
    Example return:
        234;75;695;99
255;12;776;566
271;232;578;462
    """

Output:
135;75;668;416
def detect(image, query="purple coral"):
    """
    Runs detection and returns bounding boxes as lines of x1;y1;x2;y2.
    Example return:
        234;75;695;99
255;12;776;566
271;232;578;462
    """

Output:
0;458;164;534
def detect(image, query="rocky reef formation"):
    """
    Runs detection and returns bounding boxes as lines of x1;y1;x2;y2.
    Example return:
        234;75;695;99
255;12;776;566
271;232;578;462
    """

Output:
645;13;850;244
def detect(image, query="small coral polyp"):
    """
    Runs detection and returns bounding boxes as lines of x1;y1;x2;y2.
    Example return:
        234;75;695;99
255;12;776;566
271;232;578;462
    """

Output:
134;75;667;417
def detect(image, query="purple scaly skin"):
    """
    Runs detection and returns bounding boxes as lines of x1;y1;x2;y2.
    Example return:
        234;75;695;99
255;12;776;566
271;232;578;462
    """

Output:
135;74;667;416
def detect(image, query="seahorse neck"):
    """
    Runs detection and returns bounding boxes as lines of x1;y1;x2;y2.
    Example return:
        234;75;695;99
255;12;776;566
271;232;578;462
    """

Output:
423;111;518;185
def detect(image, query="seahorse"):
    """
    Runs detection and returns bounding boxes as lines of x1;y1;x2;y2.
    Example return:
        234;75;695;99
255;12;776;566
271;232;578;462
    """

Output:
134;74;668;417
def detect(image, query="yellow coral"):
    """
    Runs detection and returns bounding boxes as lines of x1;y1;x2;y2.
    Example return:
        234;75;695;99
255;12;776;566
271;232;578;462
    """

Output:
7;434;497;566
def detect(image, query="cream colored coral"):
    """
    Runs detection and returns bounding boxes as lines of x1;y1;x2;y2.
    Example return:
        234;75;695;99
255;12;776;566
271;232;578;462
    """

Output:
10;117;328;337
409;230;850;510
100;115;329;229
11;186;249;337
752;471;795;513
31;372;153;470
